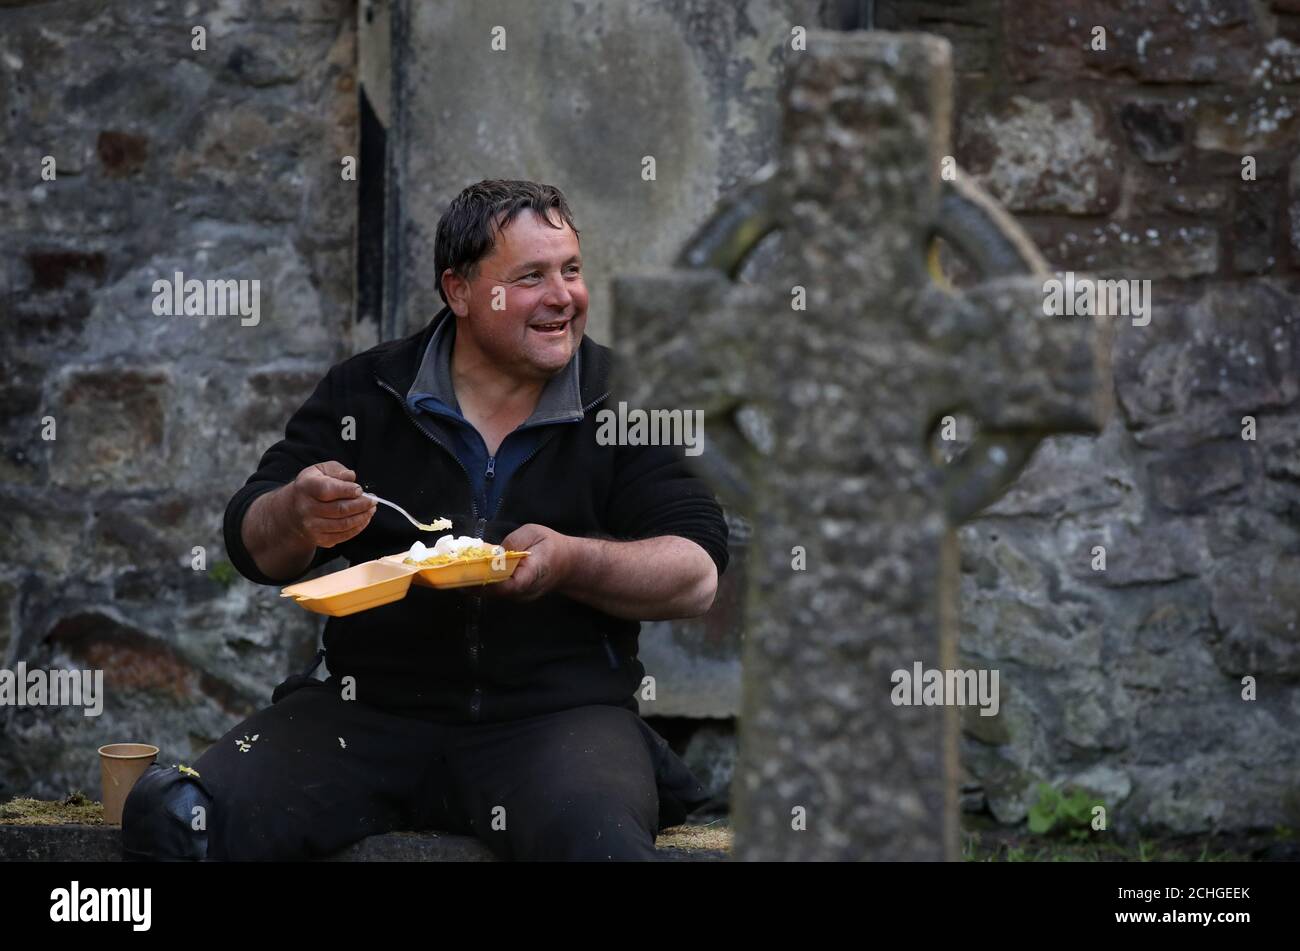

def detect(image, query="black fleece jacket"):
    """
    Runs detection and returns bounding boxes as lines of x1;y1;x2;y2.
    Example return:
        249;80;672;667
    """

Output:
223;315;730;724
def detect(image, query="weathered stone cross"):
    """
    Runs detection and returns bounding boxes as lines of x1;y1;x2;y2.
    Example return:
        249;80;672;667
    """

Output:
611;32;1111;861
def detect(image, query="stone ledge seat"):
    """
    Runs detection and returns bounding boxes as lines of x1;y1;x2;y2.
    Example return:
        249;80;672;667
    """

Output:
0;805;732;861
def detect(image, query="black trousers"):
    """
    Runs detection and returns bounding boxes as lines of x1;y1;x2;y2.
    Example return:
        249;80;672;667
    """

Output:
189;677;701;861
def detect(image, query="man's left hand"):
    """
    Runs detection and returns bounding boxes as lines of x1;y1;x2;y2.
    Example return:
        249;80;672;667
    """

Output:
487;523;574;601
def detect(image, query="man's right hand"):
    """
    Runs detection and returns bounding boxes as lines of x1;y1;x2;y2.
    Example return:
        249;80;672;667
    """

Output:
285;461;378;548
242;461;377;581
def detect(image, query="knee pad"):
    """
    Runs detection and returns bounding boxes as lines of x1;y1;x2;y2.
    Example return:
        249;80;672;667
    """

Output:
121;764;213;861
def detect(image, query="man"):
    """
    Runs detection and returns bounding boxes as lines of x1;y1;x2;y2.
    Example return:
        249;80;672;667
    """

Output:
122;180;729;861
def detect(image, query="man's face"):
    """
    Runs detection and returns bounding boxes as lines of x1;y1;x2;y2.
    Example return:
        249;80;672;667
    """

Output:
444;210;588;381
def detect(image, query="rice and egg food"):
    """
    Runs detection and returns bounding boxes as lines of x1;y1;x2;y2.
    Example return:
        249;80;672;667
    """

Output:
403;535;504;567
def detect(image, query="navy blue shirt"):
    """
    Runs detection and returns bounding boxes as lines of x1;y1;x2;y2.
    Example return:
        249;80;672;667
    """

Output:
405;313;585;518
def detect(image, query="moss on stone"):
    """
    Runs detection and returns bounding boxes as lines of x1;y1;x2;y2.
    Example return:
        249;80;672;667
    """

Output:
0;792;105;826
656;822;732;852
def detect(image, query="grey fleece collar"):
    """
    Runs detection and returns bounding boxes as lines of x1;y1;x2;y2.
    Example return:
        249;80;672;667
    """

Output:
406;309;585;424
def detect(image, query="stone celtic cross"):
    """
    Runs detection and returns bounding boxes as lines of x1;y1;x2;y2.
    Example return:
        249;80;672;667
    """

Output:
612;32;1111;861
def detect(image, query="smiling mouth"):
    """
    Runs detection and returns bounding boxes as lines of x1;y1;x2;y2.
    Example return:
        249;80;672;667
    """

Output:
530;318;571;334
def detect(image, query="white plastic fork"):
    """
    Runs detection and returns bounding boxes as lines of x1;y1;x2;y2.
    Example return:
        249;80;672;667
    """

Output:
362;492;451;533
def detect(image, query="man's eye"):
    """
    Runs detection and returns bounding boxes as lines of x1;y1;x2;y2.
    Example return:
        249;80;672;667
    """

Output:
565;265;581;276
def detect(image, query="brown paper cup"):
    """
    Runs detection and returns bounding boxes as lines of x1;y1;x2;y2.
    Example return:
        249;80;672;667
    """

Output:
97;743;159;825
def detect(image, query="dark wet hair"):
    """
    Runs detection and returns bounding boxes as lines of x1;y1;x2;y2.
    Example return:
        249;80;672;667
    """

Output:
434;179;581;305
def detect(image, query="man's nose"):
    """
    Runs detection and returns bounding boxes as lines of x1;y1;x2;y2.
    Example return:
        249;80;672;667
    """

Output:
541;270;575;310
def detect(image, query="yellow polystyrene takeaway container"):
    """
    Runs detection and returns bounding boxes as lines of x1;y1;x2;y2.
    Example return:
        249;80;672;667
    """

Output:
279;560;419;617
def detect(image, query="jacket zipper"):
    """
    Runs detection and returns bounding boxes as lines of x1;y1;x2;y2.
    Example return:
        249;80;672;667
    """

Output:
377;377;485;720
474;461;497;718
602;634;620;670
468;512;487;721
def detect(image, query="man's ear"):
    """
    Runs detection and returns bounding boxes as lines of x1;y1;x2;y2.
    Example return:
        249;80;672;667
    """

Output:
442;267;471;317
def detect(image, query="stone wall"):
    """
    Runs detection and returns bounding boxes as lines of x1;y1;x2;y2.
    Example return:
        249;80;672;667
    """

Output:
3;0;1296;839
0;0;358;799
879;0;1300;834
